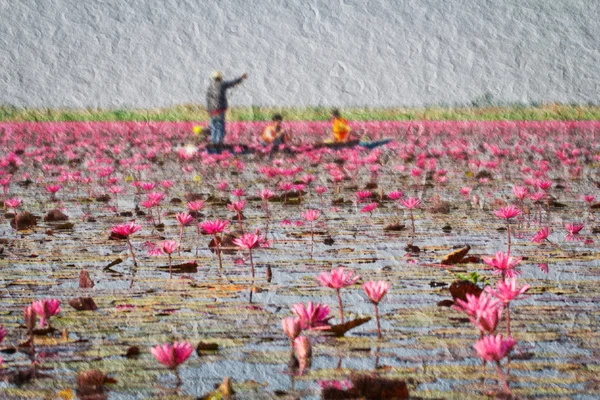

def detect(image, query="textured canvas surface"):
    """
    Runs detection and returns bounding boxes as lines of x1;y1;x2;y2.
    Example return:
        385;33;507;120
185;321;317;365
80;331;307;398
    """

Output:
1;0;598;108
1;2;600;399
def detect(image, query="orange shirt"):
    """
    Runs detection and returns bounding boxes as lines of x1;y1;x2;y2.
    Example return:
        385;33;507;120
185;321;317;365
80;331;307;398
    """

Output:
261;125;278;143
332;118;350;142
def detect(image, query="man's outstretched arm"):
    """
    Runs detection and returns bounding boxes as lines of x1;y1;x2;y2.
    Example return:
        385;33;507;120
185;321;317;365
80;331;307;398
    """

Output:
223;73;248;89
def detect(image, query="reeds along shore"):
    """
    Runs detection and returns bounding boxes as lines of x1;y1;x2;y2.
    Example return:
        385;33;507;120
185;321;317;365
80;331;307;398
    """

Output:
1;103;600;122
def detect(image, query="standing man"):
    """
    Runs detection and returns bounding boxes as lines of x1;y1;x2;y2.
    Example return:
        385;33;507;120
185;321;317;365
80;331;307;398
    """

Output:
206;70;248;151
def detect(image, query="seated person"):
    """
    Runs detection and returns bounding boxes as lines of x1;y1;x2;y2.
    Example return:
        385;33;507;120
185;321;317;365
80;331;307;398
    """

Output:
330;109;351;143
261;114;288;147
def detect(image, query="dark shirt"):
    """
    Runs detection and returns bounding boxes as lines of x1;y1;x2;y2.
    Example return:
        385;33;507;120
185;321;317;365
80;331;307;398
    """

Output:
206;77;244;114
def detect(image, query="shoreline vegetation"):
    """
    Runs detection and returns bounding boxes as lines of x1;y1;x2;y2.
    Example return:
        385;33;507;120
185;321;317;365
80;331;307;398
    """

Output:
1;103;600;122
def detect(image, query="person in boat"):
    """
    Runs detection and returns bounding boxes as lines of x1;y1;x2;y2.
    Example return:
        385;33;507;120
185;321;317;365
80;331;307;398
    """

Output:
206;70;247;150
330;108;351;143
323;109;392;150
260;113;289;157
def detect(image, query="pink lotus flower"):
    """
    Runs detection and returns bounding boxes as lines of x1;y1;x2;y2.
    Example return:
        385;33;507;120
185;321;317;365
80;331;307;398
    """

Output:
471;305;503;334
259;189;274;200
140;182;156;191
146;192;165;203
227;200;246;230
161;180;173;189
317;267;359;324
258;188;275;218
401;197;421;235
302;209;320;222
45;185;61;194
31;298;61;328
363;280;391;338
151;342;194;369
161;240;179;255
460;187;472;196
5;197;22;208
233;232;263;301
282;317;301;340
158;240;180;278
453;292;500;317
227;200;246;213
483;251;522;278
565;223;584;241
187;200;204;212
279;182;294;192
0;324;5;343
199;219;228;235
252;228;270;248
454;292;504;334
175;212;194;226
401;197;421;209
387;191;403;200
486;278;530;303
530;191;546;202
584;195;595;203
536;179;553;191
531;227;550;244
294;336;312;370
355;191;372;202
538;263;549;273
111;221;141;237
360;202;378;214
147;246;164;256
111;222;141;266
302;209;320;248
109;186;123;194
199;219;228;270
315;186;327;195
301;174;315;184
217;181;229;191
232;188;245;198
317;267;360;289
233;233;261;250
141;199;157;210
494;205;521;220
474;334;517;362
363;281;391;304
0;177;11;194
291;302;332;329
280;218;292;226
512;186;528;201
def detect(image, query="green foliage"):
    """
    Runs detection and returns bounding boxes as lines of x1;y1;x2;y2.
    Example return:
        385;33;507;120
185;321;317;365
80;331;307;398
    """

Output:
456;271;490;287
1;103;600;122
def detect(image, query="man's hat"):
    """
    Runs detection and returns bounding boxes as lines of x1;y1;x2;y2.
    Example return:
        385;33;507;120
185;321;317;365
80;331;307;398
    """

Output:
210;70;223;80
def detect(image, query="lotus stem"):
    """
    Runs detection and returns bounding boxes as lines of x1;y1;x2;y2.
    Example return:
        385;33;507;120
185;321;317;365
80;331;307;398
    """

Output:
178;226;183;256
214;233;223;270
127;238;137;267
506;221;511;255
336;288;344;324
168;254;172;279
374;303;382;339
495;361;511;394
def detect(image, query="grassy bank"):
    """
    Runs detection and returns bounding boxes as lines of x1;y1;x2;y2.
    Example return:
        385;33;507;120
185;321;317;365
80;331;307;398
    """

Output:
1;103;600;122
